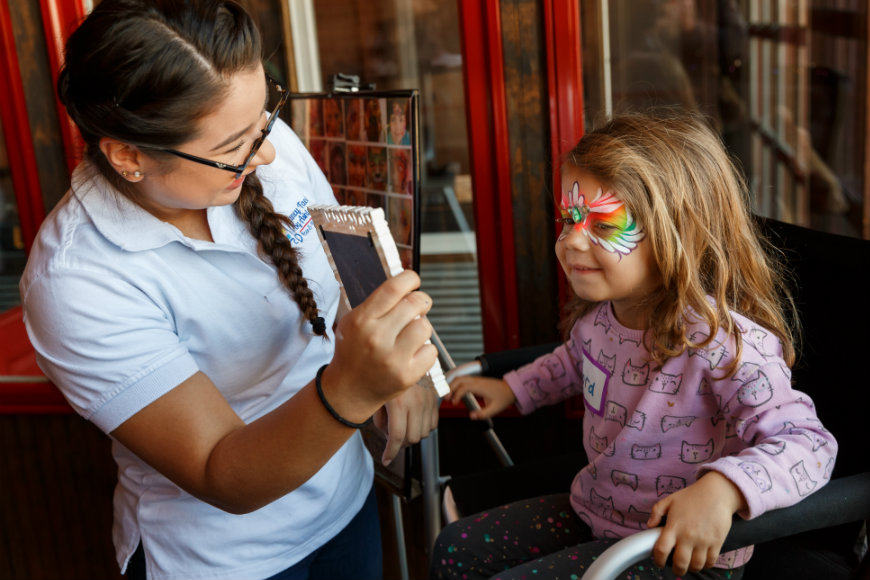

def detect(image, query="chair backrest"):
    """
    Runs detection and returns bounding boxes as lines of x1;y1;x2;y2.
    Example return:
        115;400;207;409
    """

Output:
757;217;870;480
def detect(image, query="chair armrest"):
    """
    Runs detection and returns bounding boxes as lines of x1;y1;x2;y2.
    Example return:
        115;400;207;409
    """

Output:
723;471;870;551
476;343;561;378
444;360;483;383
581;472;870;580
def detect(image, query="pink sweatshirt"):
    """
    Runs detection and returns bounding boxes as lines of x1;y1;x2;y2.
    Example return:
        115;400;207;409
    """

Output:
503;302;837;568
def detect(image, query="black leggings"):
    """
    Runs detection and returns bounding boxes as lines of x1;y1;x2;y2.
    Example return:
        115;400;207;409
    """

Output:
429;493;743;580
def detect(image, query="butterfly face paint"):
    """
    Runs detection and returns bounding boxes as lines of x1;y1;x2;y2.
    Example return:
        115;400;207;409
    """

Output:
558;181;645;256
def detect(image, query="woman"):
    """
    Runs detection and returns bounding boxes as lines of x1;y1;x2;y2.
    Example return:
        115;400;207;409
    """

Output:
20;1;439;578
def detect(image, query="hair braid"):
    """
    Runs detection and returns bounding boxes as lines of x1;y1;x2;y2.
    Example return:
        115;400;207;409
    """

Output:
235;175;326;336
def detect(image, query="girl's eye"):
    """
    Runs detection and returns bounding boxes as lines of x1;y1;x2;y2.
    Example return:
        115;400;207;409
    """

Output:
594;222;619;235
557;216;576;226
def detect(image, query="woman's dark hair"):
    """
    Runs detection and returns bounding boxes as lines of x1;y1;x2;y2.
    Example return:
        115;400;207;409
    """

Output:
58;0;325;336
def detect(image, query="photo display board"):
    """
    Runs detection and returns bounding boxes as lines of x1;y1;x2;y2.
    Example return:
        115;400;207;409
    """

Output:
287;90;421;271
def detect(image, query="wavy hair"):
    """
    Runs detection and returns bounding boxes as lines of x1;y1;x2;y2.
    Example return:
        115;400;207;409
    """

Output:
58;0;325;335
561;112;797;373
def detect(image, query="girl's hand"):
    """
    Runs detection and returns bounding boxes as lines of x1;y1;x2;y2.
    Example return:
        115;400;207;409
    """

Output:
647;471;748;575
325;270;439;423
448;376;516;420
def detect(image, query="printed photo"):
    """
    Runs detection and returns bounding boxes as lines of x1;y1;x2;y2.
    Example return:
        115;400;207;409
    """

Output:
345;99;363;142
323;98;344;138
366;146;388;191
344;189;366;206
327;142;347;185
307;100;323;137
309;139;327;175
387;98;411;146
363;98;385;143
389;148;411;194
388;196;413;246
347;144;367;188
365;192;387;211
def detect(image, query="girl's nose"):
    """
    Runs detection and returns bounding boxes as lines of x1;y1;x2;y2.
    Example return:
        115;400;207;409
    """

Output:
559;225;592;251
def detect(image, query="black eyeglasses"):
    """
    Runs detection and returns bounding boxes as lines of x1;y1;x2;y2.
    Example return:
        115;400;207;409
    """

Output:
159;76;288;178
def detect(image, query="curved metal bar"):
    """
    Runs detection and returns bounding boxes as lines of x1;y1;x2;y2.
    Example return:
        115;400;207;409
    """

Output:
581;473;870;580
580;528;660;580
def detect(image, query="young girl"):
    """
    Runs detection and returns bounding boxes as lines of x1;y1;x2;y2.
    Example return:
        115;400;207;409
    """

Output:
431;113;836;580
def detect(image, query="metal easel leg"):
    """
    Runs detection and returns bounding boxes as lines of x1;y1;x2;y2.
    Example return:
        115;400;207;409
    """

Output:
391;494;410;580
420;431;445;554
420;330;516;557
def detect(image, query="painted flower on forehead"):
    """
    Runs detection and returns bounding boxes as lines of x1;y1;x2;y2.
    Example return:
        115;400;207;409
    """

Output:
559;181;645;256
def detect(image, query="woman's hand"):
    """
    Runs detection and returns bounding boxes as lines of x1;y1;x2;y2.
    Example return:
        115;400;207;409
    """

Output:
647;471;747;575
447;376;516;420
373;382;440;465
323;270;439;424
110;270;438;514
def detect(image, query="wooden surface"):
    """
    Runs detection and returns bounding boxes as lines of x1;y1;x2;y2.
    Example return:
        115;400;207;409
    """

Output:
0;413;121;580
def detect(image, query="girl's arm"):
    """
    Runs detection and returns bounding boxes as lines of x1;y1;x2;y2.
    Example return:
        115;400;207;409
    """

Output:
647;359;837;575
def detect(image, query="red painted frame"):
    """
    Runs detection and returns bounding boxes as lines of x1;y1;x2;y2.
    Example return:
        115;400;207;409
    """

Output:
544;0;585;418
1;0;87;414
1;0;47;253
458;0;585;353
39;0;87;173
457;0;520;352
544;0;584;189
544;0;584;311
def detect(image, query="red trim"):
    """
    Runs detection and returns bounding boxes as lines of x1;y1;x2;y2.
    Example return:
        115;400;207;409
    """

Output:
545;0;584;172
458;0;520;352
0;0;47;252
546;1;587;420
0;381;71;415
39;0;87;173
544;0;585;307
0;307;71;414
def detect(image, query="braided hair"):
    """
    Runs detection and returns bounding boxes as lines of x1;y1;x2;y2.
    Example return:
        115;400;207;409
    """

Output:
58;0;325;335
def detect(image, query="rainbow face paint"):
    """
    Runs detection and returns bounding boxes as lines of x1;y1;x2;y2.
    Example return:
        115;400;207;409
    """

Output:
559;181;645;255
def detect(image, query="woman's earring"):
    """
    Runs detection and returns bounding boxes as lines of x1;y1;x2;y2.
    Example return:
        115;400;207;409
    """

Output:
121;170;143;180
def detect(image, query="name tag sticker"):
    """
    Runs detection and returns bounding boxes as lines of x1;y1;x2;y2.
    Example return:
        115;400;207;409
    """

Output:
581;349;609;416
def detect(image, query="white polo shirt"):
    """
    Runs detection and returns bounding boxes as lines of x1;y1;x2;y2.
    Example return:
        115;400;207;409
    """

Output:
20;120;373;580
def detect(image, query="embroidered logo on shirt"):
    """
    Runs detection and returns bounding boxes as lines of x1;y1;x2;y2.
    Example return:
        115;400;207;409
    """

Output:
285;197;316;246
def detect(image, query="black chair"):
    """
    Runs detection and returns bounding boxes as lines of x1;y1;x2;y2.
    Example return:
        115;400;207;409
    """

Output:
441;217;870;579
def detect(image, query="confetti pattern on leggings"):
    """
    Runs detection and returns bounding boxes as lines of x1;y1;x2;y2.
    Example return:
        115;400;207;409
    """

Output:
429;494;744;580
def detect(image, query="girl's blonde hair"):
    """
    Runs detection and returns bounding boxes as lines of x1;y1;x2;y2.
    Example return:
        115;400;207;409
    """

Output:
562;112;797;372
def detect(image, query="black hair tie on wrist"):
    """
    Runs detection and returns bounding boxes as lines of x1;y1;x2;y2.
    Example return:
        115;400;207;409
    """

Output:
312;316;326;335
315;364;373;429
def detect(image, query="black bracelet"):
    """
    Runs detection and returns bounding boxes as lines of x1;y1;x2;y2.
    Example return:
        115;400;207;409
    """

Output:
315;364;373;429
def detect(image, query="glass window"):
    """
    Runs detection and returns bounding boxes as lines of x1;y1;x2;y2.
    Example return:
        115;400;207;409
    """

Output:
305;0;483;364
580;0;868;239
0;115;26;312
